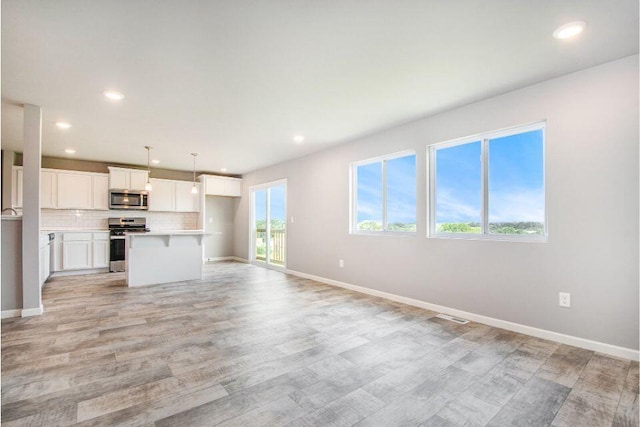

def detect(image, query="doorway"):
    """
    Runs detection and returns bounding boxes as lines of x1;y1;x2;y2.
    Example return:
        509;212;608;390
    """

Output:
251;180;286;269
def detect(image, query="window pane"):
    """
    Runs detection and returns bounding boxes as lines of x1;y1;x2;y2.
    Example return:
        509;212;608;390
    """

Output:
254;189;267;261
269;185;286;265
386;154;416;232
356;162;383;231
488;129;544;235
435;141;482;233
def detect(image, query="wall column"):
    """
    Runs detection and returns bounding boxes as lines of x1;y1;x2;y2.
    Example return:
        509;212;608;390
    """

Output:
21;104;42;316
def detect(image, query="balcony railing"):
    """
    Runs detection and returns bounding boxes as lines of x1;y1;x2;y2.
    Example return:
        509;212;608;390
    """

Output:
255;228;285;265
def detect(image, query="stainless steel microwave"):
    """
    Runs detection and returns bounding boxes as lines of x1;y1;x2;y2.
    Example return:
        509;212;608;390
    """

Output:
109;190;149;210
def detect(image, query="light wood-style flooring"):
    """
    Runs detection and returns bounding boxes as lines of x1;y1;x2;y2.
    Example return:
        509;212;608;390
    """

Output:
1;261;638;426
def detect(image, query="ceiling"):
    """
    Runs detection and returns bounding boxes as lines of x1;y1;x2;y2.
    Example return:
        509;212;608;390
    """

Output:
2;1;638;175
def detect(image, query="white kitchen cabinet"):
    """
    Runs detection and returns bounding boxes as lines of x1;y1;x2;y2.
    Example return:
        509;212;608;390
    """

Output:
61;232;108;271
62;236;92;270
41;170;57;208
57;172;93;209
108;167;148;191
91;233;109;268
12;166;23;208
175;181;200;212
203;175;242;197
130;171;149;191
148;178;176;212
92;175;109;210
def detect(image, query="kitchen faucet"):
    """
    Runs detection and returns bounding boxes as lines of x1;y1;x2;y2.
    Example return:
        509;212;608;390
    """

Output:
1;208;18;215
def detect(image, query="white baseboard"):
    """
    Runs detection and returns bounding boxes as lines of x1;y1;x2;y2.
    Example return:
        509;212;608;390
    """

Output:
21;304;44;317
285;268;639;362
204;257;249;263
50;268;109;278
1;309;22;319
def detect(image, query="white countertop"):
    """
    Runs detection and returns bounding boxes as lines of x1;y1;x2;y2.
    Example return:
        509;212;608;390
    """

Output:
127;230;207;236
1;216;23;221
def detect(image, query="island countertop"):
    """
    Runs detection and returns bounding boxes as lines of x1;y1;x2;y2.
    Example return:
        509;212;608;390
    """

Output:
127;230;207;236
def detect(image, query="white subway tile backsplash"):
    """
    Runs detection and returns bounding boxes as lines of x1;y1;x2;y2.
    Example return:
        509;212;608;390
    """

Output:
41;209;199;230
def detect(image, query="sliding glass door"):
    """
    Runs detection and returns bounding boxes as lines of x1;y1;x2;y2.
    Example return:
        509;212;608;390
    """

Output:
252;181;286;268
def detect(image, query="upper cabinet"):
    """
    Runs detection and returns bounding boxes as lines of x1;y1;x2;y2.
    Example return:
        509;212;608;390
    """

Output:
148;178;200;212
12;167;109;210
108;167;148;191
41;170;57;208
57;172;93;209
202;175;242;197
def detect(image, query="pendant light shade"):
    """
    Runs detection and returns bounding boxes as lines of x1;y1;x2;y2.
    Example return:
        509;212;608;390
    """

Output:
191;153;198;194
144;146;153;191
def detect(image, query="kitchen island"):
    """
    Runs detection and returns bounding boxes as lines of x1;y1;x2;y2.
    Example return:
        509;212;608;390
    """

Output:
125;231;207;287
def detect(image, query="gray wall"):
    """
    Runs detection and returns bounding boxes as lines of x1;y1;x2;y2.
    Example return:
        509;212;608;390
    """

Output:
234;55;639;350
204;196;237;259
13;154;240;181
1;219;23;311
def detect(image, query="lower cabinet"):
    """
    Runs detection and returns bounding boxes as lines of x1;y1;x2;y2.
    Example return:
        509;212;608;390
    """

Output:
59;232;109;271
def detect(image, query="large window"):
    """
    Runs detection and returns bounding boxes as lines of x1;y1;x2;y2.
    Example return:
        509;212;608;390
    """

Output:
429;122;546;240
352;151;416;234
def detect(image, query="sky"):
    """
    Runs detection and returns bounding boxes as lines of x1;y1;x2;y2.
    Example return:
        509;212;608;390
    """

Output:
354;129;544;227
254;184;286;228
435;129;544;224
357;154;416;225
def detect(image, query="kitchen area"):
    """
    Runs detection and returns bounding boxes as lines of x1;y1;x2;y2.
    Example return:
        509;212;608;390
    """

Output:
1;151;243;318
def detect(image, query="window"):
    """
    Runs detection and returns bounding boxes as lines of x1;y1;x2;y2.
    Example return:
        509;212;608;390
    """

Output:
352;151;416;233
429;122;546;240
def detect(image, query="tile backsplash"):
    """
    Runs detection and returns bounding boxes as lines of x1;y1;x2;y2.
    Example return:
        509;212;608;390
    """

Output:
41;209;199;230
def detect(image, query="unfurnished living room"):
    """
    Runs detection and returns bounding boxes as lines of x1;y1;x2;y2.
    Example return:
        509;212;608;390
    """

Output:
0;1;638;426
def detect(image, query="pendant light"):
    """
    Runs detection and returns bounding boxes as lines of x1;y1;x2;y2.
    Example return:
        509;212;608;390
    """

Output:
144;146;153;191
191;153;198;194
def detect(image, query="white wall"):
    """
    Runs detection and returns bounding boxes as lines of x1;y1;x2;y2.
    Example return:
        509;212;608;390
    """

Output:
234;55;639;351
41;209;199;231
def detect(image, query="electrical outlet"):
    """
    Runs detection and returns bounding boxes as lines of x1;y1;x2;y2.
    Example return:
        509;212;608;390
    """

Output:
290;216;295;223
209;217;213;223
339;259;344;268
559;292;571;308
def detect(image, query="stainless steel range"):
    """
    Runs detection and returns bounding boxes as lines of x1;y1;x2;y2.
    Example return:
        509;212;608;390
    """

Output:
108;217;149;272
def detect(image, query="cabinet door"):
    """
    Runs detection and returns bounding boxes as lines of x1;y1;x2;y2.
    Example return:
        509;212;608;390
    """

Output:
41;171;57;208
13;167;23;208
92;175;109;210
175;181;200;212
130;171;149;191
62;241;92;270
57;173;93;209
224;180;242;197
205;176;225;196
92;240;109;268
148;179;176;212
109;170;129;190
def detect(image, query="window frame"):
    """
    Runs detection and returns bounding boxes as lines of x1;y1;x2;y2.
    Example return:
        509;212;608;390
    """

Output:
350;149;417;236
428;121;547;242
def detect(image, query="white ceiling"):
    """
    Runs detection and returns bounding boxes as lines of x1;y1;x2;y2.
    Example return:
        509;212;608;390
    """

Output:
2;1;638;175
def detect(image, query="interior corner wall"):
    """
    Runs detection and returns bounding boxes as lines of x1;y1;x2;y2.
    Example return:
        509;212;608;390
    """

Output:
204;196;237;259
233;55;639;351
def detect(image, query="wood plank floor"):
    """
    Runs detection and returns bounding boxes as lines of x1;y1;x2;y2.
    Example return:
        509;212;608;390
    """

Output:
2;261;638;426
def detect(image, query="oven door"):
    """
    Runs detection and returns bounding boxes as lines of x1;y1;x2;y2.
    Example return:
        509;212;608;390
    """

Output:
109;236;126;272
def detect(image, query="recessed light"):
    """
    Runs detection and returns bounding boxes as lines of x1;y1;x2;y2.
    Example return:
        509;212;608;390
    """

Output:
553;20;587;40
221;168;228;172
151;159;160;164
102;90;125;101
293;135;305;143
64;148;76;154
56;122;72;129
